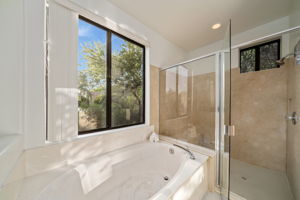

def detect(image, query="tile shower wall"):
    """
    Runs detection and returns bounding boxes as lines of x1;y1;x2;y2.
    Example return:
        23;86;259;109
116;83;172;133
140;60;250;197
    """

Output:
159;67;216;149
231;66;288;171
150;66;160;133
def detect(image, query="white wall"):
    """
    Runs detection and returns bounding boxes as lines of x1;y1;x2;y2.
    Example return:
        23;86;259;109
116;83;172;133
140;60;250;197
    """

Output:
182;16;291;75
23;0;187;148
290;0;300;28
187;16;290;61
0;0;24;135
23;0;47;148
70;0;187;68
2;0;294;149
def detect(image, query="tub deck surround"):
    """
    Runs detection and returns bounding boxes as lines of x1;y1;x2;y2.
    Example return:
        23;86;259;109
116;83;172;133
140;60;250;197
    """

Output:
0;134;24;187
17;142;208;200
159;135;217;194
159;135;216;158
25;125;153;177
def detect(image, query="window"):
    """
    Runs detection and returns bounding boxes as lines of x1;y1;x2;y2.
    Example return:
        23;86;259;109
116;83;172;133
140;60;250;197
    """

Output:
240;39;280;73
78;16;145;134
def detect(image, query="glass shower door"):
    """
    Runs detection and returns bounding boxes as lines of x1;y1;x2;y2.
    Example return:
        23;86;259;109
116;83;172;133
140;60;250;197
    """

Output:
219;20;232;200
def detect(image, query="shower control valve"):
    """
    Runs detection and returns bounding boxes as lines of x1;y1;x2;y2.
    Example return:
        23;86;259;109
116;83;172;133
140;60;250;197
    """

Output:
286;112;299;125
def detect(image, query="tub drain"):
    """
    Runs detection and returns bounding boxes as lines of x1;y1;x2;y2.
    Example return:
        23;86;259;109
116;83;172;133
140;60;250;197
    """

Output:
164;176;169;181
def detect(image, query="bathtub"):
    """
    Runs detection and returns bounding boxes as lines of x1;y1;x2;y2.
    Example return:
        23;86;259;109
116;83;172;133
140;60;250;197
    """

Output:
18;142;209;200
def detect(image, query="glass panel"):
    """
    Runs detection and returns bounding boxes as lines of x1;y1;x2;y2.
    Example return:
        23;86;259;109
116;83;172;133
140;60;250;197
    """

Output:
230;27;300;200
220;20;231;200
159;56;216;150
286;29;300;200
260;41;279;70
240;48;255;73
78;19;107;132
111;34;144;127
178;66;188;116
165;67;178;119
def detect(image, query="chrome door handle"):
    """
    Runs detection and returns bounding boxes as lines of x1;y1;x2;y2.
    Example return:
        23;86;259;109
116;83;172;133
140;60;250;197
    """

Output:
286;112;299;125
225;125;235;136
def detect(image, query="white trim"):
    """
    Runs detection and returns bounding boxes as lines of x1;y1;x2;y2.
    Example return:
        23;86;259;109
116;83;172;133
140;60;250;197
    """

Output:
52;0;150;47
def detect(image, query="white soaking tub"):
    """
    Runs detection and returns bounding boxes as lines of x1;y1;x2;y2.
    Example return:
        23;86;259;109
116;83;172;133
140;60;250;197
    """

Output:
18;142;209;200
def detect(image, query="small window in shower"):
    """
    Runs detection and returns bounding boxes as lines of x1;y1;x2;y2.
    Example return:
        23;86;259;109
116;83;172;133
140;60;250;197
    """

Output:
240;39;280;73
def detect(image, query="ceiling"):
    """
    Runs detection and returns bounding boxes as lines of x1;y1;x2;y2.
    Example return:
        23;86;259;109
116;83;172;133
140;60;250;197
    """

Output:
108;0;292;51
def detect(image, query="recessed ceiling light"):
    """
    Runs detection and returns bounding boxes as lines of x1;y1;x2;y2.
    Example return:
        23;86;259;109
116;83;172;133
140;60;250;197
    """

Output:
212;23;221;30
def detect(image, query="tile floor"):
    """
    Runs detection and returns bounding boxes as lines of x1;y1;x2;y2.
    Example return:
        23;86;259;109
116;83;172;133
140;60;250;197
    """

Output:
202;192;220;200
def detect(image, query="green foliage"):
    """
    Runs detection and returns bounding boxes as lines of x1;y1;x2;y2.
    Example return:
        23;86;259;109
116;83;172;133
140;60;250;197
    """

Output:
82;42;106;88
240;49;255;73
78;40;143;130
84;103;106;128
111;42;143;126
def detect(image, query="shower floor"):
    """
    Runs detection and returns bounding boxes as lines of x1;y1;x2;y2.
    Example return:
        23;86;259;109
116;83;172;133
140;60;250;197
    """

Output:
230;159;294;200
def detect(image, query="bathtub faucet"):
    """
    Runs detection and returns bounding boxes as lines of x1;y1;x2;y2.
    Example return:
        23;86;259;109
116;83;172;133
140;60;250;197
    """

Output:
173;144;196;160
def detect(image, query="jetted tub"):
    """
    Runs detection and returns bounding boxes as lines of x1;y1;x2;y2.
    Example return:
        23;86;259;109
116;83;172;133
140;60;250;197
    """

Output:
18;142;209;200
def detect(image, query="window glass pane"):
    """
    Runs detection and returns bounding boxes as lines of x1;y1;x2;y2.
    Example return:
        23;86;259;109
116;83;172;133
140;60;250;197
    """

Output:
240;48;256;73
111;34;144;127
260;42;279;70
78;19;107;132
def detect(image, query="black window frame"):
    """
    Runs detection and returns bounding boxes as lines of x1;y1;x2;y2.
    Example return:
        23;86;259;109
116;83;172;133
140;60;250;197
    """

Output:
239;39;281;73
78;16;146;135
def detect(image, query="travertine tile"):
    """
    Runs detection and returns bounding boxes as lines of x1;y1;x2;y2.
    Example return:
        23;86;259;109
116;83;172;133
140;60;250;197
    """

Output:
231;66;288;171
150;66;160;133
159;68;216;150
286;57;300;200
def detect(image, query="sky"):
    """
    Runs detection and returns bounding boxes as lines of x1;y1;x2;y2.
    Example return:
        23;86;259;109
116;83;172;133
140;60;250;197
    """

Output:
78;19;125;71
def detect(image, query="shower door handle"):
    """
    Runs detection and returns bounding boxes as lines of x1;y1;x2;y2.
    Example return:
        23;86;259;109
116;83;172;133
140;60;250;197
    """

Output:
225;125;235;136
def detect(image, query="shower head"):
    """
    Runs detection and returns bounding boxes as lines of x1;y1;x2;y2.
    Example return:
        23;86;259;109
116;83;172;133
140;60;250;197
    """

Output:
275;58;286;66
276;53;294;66
276;39;300;66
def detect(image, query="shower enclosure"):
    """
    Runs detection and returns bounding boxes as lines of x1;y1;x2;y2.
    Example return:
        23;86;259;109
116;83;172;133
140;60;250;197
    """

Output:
159;20;300;199
159;22;232;200
229;27;300;200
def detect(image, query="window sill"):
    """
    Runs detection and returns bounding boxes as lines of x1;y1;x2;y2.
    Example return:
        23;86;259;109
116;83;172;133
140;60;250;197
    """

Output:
46;124;153;146
77;123;150;139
